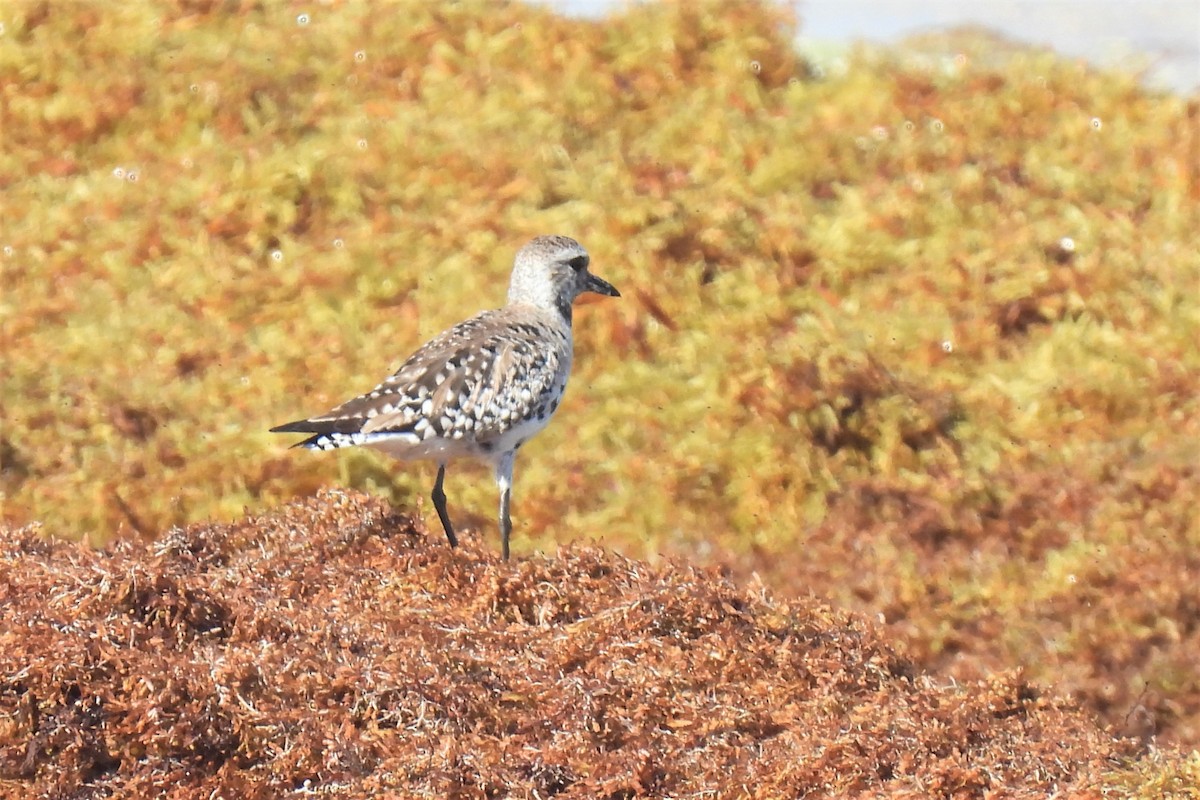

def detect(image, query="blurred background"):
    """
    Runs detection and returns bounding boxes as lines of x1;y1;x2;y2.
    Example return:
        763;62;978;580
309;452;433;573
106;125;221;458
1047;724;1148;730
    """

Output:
550;0;1200;94
1;0;1197;750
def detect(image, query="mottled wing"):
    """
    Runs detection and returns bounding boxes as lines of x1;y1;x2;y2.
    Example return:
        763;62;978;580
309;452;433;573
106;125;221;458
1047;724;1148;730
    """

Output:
272;309;566;449
362;314;566;445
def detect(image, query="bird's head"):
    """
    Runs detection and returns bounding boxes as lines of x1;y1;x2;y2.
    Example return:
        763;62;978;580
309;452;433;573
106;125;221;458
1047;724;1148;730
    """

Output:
507;235;620;321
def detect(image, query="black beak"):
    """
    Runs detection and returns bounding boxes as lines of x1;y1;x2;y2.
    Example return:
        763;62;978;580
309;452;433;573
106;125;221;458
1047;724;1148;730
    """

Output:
585;272;620;298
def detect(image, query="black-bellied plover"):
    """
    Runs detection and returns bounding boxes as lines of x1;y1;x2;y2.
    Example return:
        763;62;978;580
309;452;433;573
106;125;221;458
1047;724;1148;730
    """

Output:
271;235;620;559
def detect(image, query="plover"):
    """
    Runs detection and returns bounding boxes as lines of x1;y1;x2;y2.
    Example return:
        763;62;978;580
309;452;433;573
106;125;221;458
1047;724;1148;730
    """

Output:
271;235;620;559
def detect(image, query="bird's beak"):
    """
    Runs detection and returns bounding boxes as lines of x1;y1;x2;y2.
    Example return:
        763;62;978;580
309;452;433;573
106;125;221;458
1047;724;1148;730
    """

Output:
585;273;620;298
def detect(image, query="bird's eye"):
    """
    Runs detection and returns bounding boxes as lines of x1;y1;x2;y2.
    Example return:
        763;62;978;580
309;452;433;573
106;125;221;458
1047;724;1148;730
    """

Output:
568;255;589;272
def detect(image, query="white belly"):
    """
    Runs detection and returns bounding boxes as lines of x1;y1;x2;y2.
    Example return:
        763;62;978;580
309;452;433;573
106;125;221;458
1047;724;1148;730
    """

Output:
363;408;556;465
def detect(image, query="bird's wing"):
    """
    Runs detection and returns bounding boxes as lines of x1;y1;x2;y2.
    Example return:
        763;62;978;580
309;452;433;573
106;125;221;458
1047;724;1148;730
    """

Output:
274;310;566;444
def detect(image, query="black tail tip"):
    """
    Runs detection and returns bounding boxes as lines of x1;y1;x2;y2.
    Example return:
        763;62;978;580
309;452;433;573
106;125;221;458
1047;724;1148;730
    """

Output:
270;419;314;434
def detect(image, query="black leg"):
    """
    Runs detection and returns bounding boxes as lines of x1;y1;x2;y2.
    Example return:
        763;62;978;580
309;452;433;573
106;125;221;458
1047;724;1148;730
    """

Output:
495;451;515;560
499;483;512;561
432;464;457;548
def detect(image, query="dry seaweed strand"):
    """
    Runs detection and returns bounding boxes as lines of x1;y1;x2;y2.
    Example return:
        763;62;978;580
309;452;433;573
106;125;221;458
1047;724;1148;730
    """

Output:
1;491;1142;798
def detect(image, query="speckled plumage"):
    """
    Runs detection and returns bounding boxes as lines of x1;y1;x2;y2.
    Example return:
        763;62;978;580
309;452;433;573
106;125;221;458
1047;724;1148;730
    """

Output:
272;235;620;559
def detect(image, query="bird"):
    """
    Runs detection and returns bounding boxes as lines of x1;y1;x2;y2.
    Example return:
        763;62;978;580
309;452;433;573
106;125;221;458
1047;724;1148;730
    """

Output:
271;235;620;560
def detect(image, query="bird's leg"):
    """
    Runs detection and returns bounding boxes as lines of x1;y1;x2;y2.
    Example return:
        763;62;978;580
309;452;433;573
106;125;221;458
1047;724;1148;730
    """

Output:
499;486;512;561
496;451;515;560
432;463;457;548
